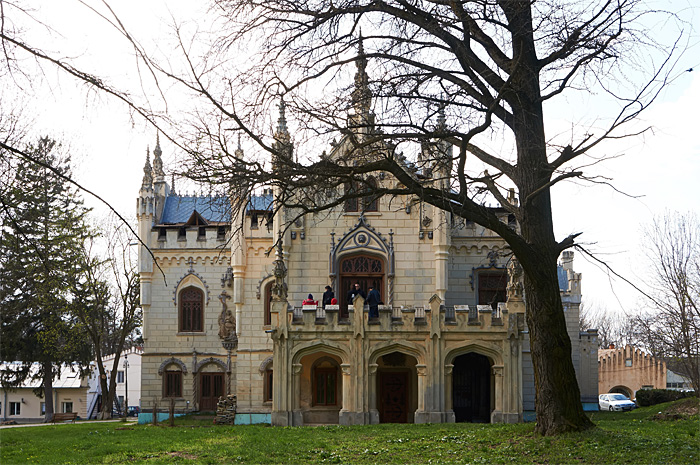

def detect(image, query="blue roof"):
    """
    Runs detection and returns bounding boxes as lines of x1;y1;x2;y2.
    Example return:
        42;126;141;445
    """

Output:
557;266;568;291
160;196;231;224
247;193;273;212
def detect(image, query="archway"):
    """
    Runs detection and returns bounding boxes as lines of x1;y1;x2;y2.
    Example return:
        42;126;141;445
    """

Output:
452;353;493;423
339;254;385;318
609;385;633;399
376;351;418;423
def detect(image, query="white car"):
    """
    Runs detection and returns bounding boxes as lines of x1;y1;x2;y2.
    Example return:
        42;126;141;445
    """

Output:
599;393;636;411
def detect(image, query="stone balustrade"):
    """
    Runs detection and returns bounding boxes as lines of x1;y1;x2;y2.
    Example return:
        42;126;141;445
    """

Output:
286;302;510;332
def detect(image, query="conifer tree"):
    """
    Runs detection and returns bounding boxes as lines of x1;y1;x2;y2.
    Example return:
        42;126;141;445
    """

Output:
0;137;93;422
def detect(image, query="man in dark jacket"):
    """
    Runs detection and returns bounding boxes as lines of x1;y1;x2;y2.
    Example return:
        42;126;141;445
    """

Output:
347;282;366;306
366;285;381;319
322;285;334;309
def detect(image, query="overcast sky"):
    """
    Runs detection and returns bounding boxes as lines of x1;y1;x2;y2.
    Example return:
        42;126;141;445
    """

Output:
9;0;700;318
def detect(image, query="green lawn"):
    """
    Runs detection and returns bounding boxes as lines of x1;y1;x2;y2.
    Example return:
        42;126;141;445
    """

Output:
1;399;698;464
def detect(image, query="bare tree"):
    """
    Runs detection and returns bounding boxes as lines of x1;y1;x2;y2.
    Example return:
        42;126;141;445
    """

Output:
71;218;142;419
635;212;699;395
0;0;691;434
158;0;688;434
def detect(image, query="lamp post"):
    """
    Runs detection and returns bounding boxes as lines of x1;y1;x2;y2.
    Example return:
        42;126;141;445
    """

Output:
123;353;129;418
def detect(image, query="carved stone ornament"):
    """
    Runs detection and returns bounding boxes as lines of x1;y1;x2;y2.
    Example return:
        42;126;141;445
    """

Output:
507;257;524;298
271;257;288;301
218;291;235;339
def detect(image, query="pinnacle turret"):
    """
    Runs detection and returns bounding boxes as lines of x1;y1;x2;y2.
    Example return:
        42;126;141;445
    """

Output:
153;133;164;178
141;146;153;190
351;35;372;116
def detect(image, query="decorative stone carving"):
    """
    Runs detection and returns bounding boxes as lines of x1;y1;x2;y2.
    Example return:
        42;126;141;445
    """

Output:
217;291;237;350
271;236;288;301
507;257;524;299
158;357;187;375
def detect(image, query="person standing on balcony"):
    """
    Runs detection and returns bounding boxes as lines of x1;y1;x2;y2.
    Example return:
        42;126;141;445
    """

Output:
347;282;366;304
322;285;334;309
366;285;381;319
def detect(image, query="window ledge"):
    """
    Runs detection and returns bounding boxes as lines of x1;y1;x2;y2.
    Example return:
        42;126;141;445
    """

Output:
177;332;206;336
343;211;381;216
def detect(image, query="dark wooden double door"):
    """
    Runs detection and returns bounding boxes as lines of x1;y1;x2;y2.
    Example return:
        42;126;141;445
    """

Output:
452;353;491;423
379;371;409;423
200;372;224;411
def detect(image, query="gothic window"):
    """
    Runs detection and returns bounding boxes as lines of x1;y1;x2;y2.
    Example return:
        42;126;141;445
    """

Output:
341;255;383;274
179;287;204;332
263;368;273;402
478;271;507;310
163;370;183;398
344;177;379;212
264;282;273;326
313;367;338;406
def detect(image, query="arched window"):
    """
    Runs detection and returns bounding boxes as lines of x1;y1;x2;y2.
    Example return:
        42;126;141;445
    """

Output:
163;368;183;398
344;177;379;212
179;287;204;332
263;367;273;402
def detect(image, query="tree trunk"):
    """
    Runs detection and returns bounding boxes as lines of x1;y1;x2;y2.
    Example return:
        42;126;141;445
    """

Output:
523;255;594;434
42;361;54;423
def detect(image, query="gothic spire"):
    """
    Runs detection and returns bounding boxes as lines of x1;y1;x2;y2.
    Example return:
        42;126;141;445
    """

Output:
351;34;372;116
235;133;244;159
153;133;164;178
170;173;176;196
275;98;289;140
141;146;153;190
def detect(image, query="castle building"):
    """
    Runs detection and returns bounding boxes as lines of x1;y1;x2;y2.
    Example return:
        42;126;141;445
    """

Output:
136;53;598;425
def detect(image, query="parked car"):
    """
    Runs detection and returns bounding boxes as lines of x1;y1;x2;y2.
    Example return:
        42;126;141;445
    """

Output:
599;393;636;411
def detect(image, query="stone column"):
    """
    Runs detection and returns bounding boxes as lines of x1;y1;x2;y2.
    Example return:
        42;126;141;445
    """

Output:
444;364;455;422
414;364;427;423
339;363;354;425
291;363;303;426
368;363;379;424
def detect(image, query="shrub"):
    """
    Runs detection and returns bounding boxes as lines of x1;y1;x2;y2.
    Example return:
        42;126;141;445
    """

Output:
635;389;694;406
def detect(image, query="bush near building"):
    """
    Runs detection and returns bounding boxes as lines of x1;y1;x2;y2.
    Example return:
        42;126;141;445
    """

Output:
635;389;695;407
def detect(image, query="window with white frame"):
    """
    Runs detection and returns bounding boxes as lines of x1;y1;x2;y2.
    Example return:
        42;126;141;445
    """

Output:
117;370;125;383
10;402;20;415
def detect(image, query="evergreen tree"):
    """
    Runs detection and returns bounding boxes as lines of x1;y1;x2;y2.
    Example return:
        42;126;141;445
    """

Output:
0;137;93;421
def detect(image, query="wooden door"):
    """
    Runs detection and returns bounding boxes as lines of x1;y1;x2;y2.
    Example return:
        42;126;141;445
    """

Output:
339;255;384;318
200;372;224;411
379;371;409;423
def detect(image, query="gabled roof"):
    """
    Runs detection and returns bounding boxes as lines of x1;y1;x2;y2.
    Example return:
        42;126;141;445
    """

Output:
160;195;231;224
0;362;86;389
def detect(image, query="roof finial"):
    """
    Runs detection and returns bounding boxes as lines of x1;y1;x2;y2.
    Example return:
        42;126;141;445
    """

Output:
153;133;164;178
277;98;288;135
351;33;371;115
170;173;176;196
235;133;244;159
437;103;446;130
141;145;153;190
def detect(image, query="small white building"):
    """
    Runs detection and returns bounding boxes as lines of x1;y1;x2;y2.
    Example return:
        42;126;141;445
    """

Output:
1;363;94;423
101;347;142;413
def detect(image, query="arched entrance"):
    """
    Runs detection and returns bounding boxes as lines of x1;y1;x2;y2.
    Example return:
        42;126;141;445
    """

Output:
609;385;633;399
452;353;492;423
339;254;385;318
298;352;343;425
376;351;417;423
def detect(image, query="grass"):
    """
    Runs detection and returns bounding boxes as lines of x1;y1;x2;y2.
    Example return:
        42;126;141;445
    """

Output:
1;399;698;464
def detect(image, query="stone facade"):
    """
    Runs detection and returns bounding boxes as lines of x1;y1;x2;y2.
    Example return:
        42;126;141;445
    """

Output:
137;64;598;424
